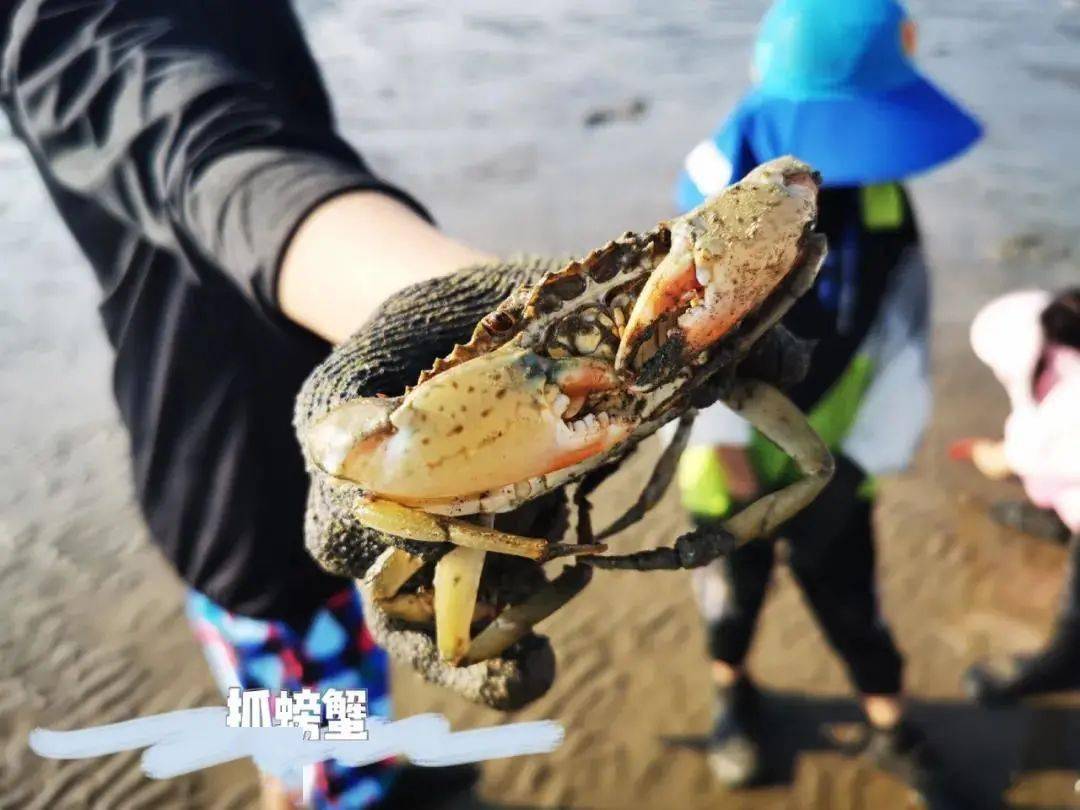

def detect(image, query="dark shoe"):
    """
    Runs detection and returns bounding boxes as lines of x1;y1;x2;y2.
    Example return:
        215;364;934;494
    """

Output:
707;677;762;788
372;763;481;809
966;653;1080;706
988;500;1070;543
862;721;972;809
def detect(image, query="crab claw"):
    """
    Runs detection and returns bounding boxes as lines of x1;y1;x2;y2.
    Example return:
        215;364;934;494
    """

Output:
615;156;821;374
306;347;634;506
306;396;398;479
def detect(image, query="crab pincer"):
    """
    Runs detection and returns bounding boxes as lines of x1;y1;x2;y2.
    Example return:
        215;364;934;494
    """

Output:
616;160;822;375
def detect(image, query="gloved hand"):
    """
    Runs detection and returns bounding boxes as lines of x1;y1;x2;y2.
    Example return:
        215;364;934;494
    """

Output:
295;258;571;710
294;258;814;711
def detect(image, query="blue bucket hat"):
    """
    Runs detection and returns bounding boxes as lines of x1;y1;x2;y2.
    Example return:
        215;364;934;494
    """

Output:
678;0;982;207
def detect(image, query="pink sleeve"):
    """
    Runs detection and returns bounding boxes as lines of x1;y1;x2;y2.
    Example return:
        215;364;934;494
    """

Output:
1004;377;1080;532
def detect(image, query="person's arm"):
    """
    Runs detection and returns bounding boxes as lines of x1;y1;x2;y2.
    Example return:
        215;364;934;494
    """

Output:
1;0;482;340
949;437;1013;480
279;192;493;344
971;439;1012;480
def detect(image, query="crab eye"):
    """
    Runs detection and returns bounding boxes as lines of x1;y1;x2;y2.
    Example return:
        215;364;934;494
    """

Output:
481;311;515;335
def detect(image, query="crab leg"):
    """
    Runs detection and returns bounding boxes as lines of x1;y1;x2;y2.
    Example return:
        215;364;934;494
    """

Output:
568;461;625;545
433;545;487;663
362;545;498;633
720;379;834;544
463;564;592;664
581;380;832;570
596;412;696;540
364;546;426;601
375;592;499;625
359;505;604;663
582;523;736;570
355;496;605;559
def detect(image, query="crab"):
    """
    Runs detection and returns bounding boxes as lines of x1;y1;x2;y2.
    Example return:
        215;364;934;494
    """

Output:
300;156;833;672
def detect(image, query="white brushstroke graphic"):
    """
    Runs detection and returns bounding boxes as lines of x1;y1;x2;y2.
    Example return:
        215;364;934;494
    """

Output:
30;709;563;789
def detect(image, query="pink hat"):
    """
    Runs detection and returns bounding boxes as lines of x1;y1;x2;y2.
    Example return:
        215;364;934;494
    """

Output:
972;290;1080;533
970;290;1051;411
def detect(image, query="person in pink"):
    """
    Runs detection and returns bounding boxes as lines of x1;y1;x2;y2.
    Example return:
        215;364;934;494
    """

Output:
964;288;1080;703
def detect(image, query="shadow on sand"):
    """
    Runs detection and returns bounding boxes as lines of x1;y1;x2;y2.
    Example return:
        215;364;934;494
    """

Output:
661;690;1080;809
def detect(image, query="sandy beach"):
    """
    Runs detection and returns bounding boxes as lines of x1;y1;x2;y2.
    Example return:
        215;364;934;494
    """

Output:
2;2;1080;807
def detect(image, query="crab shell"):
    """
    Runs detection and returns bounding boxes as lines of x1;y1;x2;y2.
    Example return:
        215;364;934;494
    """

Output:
307;157;823;516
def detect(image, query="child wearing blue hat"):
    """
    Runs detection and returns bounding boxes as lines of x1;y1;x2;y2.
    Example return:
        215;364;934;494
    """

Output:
675;0;980;801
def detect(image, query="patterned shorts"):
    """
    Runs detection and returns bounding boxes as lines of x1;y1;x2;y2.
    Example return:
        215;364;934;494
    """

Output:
186;587;394;808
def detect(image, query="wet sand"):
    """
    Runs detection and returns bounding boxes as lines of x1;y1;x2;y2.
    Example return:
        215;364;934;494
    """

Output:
3;2;1080;807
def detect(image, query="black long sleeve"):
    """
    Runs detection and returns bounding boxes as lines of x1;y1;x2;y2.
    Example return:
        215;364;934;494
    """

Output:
0;0;427;622
1;0;427;316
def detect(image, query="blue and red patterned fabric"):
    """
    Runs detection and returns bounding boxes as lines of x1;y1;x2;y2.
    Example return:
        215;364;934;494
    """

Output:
187;586;394;808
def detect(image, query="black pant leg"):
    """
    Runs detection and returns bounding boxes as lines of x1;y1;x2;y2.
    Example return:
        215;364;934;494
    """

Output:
785;455;904;695
1056;531;1080;622
978;531;1080;696
693;519;777;665
1038;531;1080;662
